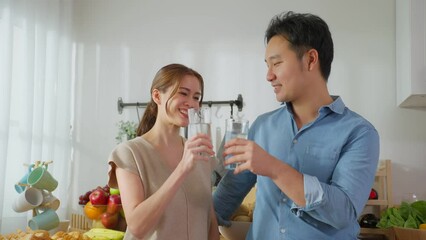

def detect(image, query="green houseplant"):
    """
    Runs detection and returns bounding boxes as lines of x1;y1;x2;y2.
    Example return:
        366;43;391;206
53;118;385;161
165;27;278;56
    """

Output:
115;120;137;144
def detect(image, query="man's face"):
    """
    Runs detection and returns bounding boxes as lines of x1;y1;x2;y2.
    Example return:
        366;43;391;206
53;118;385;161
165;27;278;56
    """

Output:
264;36;309;103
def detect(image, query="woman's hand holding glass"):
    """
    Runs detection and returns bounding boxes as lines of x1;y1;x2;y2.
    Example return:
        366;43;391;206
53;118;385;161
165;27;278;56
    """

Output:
181;133;215;173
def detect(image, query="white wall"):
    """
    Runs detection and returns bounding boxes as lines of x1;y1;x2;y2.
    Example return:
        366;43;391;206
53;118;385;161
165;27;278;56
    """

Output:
70;0;426;214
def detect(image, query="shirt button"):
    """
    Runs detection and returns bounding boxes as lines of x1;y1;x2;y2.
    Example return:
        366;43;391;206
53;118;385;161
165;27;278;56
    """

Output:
280;228;286;234
293;139;298;144
282;198;287;203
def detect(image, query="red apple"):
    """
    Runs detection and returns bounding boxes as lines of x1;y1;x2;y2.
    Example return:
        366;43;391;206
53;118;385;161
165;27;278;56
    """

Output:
90;189;109;205
101;212;119;229
107;194;122;214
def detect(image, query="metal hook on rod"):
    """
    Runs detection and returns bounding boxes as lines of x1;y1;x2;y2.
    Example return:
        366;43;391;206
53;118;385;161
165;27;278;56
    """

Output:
117;97;148;115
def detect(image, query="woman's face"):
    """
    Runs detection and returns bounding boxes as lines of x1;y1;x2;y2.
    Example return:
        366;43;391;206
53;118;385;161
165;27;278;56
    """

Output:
159;75;202;127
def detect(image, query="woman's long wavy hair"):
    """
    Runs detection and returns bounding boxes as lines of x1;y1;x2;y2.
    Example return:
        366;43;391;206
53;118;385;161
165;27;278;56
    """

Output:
136;64;204;136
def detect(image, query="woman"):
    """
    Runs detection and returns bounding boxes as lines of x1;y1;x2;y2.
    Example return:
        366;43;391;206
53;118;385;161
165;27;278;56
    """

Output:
108;63;219;239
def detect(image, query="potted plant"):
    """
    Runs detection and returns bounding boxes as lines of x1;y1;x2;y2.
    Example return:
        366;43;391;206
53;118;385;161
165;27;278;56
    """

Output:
115;120;137;144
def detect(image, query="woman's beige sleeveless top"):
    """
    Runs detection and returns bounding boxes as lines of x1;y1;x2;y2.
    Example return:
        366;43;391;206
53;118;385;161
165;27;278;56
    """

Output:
108;137;212;240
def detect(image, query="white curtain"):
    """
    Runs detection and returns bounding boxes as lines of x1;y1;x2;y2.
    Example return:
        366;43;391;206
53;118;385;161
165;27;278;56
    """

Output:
0;0;73;233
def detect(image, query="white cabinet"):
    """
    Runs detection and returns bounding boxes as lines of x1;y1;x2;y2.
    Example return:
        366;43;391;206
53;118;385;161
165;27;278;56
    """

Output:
396;0;426;107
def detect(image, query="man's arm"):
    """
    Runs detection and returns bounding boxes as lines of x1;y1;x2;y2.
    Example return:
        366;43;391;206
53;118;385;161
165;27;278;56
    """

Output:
290;128;380;228
213;170;257;226
225;127;379;229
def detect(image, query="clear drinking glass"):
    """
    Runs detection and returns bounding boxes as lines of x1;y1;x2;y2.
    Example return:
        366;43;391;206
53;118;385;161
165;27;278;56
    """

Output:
187;107;212;157
224;118;249;170
187;107;211;137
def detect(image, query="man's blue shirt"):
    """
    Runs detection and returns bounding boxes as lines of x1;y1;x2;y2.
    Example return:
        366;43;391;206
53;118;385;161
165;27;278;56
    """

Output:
213;96;380;240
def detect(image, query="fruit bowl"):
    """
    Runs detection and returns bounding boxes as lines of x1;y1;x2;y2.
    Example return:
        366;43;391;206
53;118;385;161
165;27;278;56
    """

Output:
80;203;126;231
78;185;126;231
219;221;251;240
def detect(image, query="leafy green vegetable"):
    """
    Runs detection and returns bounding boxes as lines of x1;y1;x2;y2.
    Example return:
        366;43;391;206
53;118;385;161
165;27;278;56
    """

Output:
411;200;426;222
399;202;411;220
376;201;426;229
404;214;417;228
377;207;404;228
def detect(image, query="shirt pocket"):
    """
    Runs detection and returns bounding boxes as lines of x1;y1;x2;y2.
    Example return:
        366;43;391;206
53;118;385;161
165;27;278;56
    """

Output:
301;144;339;182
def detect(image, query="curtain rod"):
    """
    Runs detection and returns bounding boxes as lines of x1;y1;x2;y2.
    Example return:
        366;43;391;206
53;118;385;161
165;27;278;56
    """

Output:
117;94;243;114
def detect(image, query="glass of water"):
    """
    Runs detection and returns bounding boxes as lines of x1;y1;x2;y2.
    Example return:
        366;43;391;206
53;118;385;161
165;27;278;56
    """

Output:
187;107;211;138
224;118;249;170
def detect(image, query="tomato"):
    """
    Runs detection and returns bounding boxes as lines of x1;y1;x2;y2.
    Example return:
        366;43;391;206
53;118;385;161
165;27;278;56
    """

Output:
84;202;106;220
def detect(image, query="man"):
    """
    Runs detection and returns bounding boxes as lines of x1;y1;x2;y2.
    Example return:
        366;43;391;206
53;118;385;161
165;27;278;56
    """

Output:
213;11;380;239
